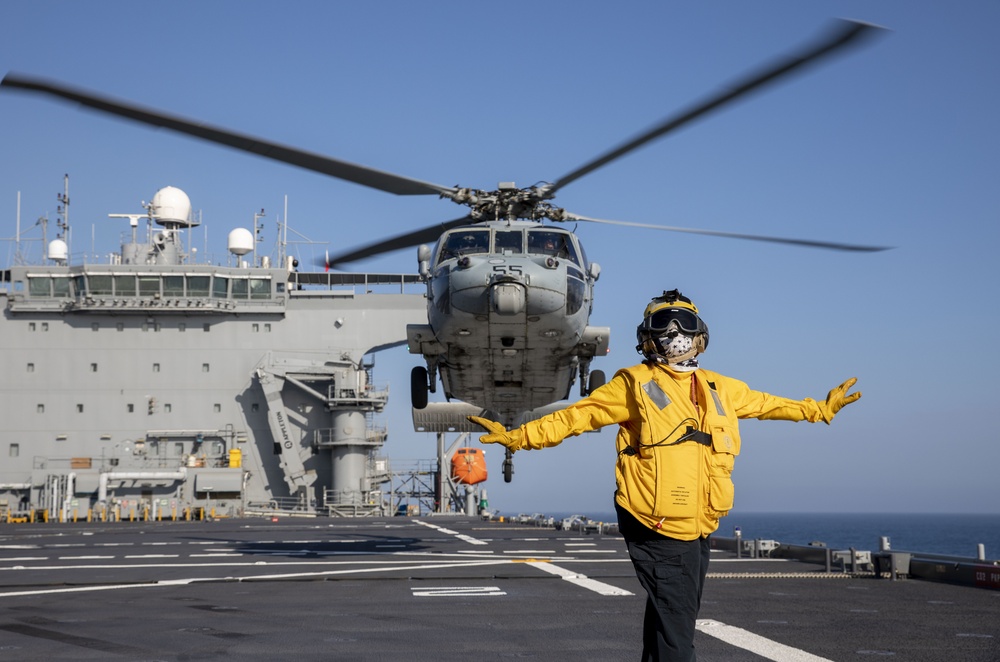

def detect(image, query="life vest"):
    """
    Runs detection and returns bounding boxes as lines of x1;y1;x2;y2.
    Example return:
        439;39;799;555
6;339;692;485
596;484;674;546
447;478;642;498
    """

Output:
614;363;742;538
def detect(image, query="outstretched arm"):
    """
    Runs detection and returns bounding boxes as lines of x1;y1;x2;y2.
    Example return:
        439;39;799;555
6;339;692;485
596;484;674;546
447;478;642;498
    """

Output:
747;377;862;424
468;374;634;451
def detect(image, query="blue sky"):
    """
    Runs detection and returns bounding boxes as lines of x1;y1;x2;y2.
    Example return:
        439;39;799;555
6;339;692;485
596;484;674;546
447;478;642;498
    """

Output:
2;1;998;516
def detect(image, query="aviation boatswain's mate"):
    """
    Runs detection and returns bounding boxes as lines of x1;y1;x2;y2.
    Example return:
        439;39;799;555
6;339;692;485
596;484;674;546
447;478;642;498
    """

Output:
469;289;861;662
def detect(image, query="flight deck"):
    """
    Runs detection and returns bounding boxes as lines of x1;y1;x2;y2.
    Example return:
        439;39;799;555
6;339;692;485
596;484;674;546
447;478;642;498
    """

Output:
1;517;997;661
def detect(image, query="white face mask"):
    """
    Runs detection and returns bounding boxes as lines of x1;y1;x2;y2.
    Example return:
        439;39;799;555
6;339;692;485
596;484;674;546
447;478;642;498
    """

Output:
656;321;699;371
660;332;694;362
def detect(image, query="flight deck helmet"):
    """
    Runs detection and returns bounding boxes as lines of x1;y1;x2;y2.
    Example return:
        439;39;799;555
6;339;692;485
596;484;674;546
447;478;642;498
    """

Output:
636;289;709;362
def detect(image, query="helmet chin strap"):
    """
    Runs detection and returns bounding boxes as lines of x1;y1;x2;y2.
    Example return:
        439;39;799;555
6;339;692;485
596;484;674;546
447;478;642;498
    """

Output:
667;347;700;365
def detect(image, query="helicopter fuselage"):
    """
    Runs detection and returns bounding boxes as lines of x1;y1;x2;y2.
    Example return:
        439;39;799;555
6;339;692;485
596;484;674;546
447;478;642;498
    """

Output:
406;220;609;427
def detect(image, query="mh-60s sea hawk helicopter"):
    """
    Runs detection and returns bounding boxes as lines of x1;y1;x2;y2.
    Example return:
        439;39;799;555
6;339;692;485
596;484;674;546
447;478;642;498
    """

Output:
1;19;887;482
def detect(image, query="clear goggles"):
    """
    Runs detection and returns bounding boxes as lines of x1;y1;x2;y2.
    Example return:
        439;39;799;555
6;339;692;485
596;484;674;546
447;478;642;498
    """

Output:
639;308;704;335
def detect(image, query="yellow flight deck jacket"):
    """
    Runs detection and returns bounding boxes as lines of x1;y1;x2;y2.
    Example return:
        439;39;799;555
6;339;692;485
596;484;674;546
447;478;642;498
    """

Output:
519;362;830;541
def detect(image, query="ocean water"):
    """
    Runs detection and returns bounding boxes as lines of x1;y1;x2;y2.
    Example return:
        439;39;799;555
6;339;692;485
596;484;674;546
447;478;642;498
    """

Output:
551;511;1000;560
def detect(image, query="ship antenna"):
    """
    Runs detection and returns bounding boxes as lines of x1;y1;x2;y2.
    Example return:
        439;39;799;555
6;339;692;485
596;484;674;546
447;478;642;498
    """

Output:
56;174;70;265
253;208;265;268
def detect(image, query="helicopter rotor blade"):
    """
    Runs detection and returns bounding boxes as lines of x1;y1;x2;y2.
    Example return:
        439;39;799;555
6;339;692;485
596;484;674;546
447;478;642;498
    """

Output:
547;19;884;195
321;215;474;268
563;212;891;252
0;73;455;198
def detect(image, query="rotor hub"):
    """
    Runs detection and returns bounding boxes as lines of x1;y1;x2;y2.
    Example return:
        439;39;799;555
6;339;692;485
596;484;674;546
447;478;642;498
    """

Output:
446;183;565;223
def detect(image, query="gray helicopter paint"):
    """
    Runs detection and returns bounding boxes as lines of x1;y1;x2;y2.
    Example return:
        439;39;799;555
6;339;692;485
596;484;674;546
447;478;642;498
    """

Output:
408;221;610;429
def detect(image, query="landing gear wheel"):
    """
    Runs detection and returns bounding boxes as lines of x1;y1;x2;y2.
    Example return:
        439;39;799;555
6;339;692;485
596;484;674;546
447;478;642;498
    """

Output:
588;369;606;394
410;366;429;409
503;449;514;483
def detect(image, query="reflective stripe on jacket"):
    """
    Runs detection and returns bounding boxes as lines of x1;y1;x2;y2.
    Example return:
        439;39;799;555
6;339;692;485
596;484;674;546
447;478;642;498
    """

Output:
519;362;827;540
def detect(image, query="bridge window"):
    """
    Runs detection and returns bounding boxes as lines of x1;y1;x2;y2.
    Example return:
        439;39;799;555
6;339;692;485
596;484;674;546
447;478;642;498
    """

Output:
249;278;271;299
28;276;51;297
163;275;184;296
89;274;113;296
188;276;211;297
53;277;70;297
138;276;160;297
232;278;249;299
212;276;229;298
115;275;137;296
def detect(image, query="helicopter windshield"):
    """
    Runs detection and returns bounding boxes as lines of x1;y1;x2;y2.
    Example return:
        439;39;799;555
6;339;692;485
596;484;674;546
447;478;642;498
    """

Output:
441;229;490;258
528;230;580;264
494;230;523;255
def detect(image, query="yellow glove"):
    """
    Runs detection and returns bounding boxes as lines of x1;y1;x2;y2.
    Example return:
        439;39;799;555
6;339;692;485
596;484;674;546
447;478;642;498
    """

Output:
468;416;524;451
817;377;861;423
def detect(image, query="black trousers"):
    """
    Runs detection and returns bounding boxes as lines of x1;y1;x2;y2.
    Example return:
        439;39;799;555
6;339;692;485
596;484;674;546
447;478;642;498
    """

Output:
616;503;711;662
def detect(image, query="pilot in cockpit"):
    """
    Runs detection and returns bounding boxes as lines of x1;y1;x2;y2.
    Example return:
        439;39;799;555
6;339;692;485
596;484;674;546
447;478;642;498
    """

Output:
444;232;488;256
528;232;564;257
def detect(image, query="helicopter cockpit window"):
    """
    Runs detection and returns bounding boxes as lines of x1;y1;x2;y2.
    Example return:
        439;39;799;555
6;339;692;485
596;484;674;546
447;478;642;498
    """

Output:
528;230;580;264
494;231;523;255
441;230;490;259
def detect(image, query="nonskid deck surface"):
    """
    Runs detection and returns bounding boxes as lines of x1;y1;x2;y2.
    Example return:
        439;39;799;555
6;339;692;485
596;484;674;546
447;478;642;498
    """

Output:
0;518;997;661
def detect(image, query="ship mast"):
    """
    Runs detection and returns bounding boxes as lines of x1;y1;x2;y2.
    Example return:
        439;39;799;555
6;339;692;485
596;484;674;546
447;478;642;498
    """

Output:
56;174;70;264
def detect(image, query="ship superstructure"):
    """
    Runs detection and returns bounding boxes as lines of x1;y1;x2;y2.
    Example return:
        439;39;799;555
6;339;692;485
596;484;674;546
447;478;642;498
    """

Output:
1;185;426;520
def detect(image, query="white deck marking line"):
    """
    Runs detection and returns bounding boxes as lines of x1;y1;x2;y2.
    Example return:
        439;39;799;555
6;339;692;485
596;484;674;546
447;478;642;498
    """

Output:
0;559;513;598
411;586;506;597
415;519;488;545
2;557;48;562
58;556;114;560
0;552;570;573
696;619;833;662
526;561;633;596
571;550;619;554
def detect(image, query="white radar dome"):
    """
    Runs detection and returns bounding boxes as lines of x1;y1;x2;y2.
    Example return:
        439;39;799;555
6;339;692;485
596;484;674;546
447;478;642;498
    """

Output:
150;186;194;227
228;228;254;256
47;238;68;262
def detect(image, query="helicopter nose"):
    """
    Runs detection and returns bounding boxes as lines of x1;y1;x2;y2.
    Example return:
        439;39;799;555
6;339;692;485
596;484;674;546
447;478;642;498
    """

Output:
491;281;525;315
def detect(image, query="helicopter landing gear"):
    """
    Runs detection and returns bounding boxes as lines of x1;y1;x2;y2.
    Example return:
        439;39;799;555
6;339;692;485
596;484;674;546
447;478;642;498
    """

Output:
580;361;607;396
588;369;606;394
410;366;429;409
503;449;514;483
